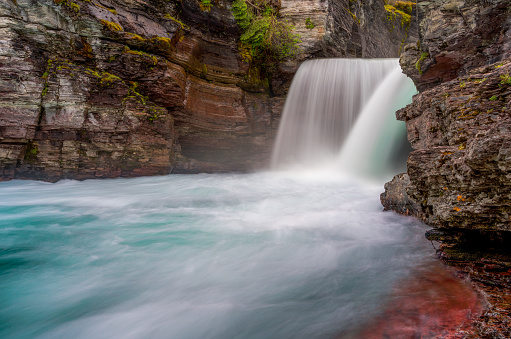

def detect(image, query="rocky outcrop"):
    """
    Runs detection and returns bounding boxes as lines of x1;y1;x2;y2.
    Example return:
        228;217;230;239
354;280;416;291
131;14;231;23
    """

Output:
390;60;511;232
382;0;511;336
380;173;424;218
0;0;412;181
400;0;511;92
383;0;511;240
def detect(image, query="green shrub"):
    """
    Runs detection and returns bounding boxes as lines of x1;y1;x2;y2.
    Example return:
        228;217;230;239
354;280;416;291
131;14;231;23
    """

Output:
231;0;300;73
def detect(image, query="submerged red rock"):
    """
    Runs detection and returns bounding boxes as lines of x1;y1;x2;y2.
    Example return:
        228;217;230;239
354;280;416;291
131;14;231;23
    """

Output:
342;261;482;339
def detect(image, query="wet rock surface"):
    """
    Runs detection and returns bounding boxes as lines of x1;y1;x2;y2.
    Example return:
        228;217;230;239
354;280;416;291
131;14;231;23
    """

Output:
426;229;511;338
383;0;511;336
342;261;482;339
0;0;412;181
400;0;511;92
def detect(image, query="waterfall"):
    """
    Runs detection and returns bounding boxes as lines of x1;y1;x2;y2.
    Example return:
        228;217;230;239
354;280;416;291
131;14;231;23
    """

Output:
271;58;417;180
338;66;417;179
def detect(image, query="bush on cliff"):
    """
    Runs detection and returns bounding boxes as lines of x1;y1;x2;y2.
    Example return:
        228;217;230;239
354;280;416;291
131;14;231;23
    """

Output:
231;0;300;74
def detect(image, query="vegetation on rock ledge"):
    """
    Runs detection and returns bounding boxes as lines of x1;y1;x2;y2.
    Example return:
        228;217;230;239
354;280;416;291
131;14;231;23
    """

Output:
384;0;415;28
231;0;301;82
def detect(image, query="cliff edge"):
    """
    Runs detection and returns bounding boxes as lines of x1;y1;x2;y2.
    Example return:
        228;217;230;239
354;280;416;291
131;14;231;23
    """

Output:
381;0;511;336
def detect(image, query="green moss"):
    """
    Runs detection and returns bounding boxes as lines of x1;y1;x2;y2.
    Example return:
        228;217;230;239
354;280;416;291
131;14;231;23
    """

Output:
230;0;301;79
305;18;315;29
24;141;39;163
150;36;174;54
54;0;80;13
147;107;166;122
126;33;146;41
346;8;360;24
41;84;48;97
85;68;101;77
100;20;123;32
128;81;148;105
99;72;122;87
489;95;498;101
415;52;429;75
164;14;189;29
385;4;411;27
123;47;158;68
199;0;212;12
68;2;80;13
231;0;252;30
393;1;414;15
473;78;486;84
500;73;511;86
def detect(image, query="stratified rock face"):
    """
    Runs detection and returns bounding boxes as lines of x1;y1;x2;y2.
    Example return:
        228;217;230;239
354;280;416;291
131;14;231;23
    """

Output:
398;60;511;232
383;0;511;231
382;3;511;334
0;0;411;181
401;0;511;92
380;173;424;218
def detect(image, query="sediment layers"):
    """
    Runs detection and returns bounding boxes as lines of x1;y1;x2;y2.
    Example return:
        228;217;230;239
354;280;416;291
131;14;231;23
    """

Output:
382;1;511;336
0;0;412;181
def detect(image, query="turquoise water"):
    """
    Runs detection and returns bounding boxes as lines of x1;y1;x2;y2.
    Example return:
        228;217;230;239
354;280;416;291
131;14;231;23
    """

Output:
0;172;431;338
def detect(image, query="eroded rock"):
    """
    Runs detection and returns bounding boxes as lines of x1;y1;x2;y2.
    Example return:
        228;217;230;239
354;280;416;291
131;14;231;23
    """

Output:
0;0;414;181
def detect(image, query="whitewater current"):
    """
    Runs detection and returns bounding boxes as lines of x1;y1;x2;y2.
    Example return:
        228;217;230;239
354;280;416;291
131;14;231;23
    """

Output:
0;172;432;339
0;58;431;338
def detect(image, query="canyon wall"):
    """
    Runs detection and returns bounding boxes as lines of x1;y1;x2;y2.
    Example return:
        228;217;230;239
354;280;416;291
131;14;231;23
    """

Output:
383;0;511;234
381;0;511;335
0;0;412;181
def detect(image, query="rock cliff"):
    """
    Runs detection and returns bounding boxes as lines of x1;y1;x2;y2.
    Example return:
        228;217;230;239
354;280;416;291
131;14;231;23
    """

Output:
381;0;511;336
0;0;412;181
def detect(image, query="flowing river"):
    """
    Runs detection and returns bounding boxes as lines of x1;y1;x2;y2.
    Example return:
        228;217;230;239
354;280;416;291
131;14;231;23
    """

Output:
0;172;434;338
0;59;478;338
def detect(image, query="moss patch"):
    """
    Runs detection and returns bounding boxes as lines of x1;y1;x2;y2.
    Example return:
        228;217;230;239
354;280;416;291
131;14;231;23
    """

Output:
101;20;123;32
24;141;39;163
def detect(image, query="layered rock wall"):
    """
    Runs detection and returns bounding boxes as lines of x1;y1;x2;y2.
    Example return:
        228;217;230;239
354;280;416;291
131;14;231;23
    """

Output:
381;1;511;335
0;0;412;181
383;0;511;231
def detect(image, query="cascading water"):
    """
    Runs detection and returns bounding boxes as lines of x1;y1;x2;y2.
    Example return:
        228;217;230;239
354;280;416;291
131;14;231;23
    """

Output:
0;59;474;339
271;58;416;180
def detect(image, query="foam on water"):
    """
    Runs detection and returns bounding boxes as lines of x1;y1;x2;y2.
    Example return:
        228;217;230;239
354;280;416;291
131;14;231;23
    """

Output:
0;173;432;339
0;58;428;338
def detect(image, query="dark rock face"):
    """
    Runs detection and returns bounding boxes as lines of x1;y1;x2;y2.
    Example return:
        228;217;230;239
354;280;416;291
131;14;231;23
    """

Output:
380;173;424;218
396;61;511;232
0;0;412;181
383;0;511;237
382;0;511;335
401;0;511;92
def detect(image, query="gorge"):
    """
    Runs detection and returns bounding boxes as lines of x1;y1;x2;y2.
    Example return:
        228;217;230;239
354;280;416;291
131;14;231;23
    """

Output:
1;0;511;338
0;56;477;339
